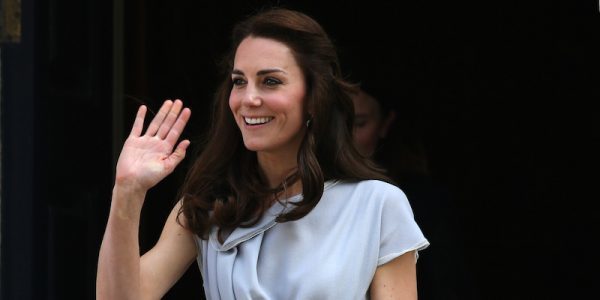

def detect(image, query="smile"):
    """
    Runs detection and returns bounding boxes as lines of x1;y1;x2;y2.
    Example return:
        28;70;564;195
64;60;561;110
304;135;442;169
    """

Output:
244;116;274;125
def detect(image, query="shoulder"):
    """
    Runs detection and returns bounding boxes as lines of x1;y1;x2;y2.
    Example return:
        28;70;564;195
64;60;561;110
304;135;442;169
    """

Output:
329;179;406;199
324;180;410;212
355;179;403;193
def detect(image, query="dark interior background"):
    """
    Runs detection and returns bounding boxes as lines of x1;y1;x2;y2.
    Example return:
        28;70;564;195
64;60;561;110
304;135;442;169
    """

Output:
2;0;598;299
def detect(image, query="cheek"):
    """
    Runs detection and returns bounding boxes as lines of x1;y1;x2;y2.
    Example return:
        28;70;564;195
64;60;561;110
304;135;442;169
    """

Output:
353;128;368;144
229;92;240;113
288;81;306;109
290;100;305;122
355;124;379;145
272;89;306;121
364;125;380;144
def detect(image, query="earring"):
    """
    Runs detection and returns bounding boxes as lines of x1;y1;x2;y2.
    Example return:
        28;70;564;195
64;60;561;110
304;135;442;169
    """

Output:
306;118;312;128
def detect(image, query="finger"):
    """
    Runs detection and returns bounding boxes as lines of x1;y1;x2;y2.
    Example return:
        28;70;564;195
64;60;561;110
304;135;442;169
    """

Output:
166;139;191;169
157;99;183;139
130;105;147;137
165;107;191;146
144;100;173;136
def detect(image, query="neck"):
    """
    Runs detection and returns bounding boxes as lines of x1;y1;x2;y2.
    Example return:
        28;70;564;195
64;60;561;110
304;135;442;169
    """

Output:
257;150;298;189
256;133;306;198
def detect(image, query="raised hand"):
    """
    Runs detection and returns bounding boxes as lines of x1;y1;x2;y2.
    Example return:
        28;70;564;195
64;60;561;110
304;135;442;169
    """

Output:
115;99;191;192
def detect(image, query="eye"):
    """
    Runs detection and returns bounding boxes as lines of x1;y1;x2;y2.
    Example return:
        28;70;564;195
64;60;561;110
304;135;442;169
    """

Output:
263;77;282;87
355;121;367;128
232;77;247;87
354;118;368;128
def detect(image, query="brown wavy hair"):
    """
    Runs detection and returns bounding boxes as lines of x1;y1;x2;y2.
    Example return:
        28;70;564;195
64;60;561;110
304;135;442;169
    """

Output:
179;8;390;242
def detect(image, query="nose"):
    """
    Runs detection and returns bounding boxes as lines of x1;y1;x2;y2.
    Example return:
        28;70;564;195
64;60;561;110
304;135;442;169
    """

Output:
241;86;262;107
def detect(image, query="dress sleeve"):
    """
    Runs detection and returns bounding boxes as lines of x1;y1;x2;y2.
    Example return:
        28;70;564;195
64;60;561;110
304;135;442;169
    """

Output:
377;186;430;266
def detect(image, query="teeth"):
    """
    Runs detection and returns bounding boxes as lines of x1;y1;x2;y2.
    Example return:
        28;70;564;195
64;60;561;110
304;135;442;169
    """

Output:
244;117;273;125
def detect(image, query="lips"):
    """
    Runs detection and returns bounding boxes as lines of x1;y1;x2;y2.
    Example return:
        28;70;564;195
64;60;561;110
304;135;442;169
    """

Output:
244;116;274;125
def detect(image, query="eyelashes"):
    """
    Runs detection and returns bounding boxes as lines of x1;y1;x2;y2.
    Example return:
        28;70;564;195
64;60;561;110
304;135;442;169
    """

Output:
263;77;282;86
232;78;246;86
231;77;283;88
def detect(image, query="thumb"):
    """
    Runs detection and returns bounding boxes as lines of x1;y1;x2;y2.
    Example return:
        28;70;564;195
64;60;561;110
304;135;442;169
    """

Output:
167;140;191;167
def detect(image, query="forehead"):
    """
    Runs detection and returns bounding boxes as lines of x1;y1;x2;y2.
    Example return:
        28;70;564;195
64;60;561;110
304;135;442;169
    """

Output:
233;37;299;71
352;92;381;115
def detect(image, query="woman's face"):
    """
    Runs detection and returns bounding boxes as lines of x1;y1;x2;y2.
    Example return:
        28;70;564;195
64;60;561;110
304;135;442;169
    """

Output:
229;36;307;156
352;91;384;157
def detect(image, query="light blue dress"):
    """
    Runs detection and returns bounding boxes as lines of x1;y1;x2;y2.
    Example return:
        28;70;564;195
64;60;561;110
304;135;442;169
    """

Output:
194;180;429;299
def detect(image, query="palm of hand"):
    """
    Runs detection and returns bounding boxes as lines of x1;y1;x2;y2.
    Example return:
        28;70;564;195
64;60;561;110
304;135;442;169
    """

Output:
115;100;191;191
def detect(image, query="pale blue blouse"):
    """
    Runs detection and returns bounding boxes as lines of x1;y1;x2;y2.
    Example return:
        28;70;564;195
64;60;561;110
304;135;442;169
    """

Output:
194;180;429;299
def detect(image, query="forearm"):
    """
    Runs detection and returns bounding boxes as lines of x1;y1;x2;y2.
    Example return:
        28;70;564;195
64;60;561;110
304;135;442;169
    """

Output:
96;184;146;300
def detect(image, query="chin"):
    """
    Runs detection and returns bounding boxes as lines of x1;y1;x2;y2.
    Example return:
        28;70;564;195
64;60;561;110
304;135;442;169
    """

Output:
242;141;263;152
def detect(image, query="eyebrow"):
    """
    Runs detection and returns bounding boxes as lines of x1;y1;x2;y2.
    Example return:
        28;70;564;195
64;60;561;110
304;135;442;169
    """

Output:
231;68;287;76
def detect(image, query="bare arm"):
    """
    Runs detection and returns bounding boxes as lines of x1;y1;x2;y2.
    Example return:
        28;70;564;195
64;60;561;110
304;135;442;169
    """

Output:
96;100;193;299
370;251;418;300
140;202;198;297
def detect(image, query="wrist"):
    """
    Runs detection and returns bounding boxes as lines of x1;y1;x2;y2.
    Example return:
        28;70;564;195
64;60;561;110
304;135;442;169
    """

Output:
113;179;147;196
110;184;147;222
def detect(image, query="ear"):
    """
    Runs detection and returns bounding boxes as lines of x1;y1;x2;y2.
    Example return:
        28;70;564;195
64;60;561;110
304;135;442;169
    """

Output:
378;110;397;139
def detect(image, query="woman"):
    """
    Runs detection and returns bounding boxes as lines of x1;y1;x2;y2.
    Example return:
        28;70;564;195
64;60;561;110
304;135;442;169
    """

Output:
97;8;428;299
351;88;397;157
